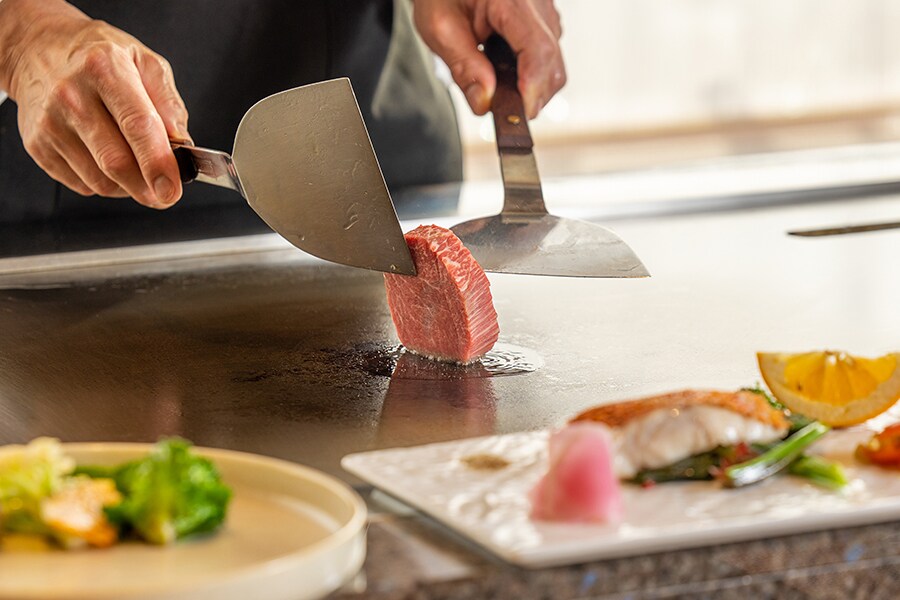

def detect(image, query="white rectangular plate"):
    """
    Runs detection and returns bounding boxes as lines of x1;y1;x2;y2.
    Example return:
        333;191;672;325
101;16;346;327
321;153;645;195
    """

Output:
342;426;900;568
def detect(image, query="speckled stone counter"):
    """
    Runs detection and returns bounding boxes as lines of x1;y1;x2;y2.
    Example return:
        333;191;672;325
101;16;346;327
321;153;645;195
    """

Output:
338;490;900;599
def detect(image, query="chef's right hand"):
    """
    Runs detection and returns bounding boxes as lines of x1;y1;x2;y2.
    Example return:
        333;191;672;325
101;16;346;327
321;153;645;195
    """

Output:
413;0;565;120
0;0;190;208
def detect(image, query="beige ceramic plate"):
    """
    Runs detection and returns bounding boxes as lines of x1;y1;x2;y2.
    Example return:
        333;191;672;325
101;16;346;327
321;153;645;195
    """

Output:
0;444;367;600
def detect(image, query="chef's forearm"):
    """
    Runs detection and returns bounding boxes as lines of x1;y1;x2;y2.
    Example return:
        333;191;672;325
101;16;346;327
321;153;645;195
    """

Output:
0;0;89;97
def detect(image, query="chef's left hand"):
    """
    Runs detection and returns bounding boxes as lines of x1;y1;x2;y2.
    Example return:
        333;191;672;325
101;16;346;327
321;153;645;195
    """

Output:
412;0;565;119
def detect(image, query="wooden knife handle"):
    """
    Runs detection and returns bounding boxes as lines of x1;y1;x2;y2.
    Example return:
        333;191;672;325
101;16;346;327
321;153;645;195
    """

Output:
485;35;533;151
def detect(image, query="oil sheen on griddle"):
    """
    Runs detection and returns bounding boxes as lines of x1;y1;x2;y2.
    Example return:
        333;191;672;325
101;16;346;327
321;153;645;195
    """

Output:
359;343;543;381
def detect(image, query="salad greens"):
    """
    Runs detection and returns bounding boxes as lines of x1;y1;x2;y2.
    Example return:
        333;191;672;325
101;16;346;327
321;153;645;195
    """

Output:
0;437;73;537
98;439;231;544
1;438;231;547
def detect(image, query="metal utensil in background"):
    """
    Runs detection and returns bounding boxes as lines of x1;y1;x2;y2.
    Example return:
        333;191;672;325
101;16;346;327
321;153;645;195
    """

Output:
451;36;649;278
788;221;900;237
172;78;415;276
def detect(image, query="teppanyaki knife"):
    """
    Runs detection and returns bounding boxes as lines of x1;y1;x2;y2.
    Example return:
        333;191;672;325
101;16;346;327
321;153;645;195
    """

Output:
788;221;900;237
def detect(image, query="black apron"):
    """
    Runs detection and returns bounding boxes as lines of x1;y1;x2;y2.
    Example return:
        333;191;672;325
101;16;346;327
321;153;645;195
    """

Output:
0;0;461;227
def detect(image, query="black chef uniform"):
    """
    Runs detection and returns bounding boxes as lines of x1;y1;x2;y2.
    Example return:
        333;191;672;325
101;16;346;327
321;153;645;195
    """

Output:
0;0;462;229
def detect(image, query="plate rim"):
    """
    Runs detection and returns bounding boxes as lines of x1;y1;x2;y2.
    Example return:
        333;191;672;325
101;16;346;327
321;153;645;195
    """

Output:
3;442;368;599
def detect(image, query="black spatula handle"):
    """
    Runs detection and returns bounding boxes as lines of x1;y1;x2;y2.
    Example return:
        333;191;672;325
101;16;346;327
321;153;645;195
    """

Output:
171;140;198;184
484;35;533;151
169;140;245;196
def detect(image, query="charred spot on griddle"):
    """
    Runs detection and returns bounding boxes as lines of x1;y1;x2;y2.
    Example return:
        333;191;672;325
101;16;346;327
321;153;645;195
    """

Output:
232;372;269;383
231;365;305;383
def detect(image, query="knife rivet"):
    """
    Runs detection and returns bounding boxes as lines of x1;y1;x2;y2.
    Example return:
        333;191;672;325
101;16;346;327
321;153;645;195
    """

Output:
506;115;521;125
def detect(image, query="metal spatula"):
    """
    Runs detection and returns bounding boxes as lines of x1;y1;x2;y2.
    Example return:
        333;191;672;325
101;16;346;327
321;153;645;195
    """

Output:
451;37;649;278
171;78;415;276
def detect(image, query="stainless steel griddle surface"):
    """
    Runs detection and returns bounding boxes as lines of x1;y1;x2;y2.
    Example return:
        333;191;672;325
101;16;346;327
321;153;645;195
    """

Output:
0;261;563;481
1;185;898;486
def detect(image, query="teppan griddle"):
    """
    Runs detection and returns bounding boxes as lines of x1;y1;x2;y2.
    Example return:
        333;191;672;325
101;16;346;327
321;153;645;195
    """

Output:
1;185;898;485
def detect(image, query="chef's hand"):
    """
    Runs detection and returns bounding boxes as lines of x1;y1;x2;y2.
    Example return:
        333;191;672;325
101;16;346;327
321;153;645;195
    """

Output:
0;0;190;208
412;0;565;119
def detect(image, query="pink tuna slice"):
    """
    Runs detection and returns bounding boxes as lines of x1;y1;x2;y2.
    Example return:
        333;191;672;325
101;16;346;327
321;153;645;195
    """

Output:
529;422;624;523
384;225;500;364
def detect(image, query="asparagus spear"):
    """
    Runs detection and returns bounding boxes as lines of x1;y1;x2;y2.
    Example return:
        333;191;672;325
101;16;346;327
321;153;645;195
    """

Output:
724;422;830;488
788;454;848;490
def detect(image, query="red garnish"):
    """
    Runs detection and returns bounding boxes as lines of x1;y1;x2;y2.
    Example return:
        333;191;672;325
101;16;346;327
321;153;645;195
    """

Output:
714;443;762;476
857;423;900;468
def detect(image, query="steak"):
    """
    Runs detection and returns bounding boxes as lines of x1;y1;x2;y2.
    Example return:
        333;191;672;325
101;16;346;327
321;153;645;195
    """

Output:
383;225;499;363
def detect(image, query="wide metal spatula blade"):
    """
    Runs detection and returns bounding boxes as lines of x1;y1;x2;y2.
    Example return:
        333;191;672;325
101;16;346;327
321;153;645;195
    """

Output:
452;213;649;277
451;36;648;278
173;79;414;276
232;79;414;275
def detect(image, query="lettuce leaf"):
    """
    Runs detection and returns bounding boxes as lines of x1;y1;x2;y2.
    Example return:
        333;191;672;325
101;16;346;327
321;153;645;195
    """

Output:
0;438;74;535
103;439;231;544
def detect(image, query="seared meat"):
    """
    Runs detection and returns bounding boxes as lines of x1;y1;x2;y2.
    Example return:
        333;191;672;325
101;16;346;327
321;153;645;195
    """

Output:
384;225;499;363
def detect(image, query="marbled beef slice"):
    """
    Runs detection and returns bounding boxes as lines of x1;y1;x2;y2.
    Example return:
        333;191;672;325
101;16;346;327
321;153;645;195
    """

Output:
383;225;499;363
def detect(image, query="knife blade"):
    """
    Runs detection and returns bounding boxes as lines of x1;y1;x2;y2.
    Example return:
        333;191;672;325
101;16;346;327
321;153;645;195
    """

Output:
788;221;900;237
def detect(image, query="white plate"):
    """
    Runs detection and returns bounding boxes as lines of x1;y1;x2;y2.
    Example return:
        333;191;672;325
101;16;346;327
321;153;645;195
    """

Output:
342;427;900;569
1;444;367;600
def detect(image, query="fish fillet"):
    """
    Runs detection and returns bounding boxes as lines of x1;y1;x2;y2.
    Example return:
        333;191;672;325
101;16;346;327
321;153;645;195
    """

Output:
571;390;790;479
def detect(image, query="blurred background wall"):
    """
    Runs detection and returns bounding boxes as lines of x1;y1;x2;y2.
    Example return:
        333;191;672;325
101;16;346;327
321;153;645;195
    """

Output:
451;0;900;180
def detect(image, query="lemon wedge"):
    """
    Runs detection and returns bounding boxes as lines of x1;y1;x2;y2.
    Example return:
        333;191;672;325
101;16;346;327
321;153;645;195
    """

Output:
757;351;900;427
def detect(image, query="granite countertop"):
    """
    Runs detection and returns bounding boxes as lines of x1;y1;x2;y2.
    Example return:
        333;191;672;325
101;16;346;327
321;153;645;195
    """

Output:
340;491;900;599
